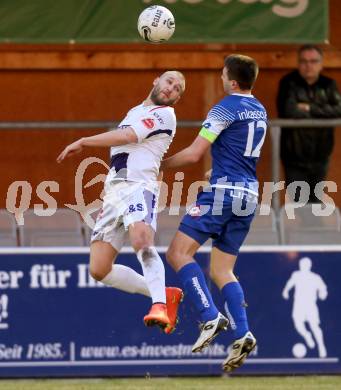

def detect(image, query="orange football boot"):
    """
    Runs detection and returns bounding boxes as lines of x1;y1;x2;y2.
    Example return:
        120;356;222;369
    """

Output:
164;287;184;334
143;303;170;329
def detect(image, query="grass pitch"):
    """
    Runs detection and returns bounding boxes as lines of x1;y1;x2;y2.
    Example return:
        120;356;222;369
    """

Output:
0;376;340;390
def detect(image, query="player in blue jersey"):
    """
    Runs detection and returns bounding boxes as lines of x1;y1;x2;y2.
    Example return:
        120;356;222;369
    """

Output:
160;54;267;372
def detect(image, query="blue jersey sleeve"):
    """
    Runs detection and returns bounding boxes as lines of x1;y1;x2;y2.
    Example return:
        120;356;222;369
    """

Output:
199;102;235;143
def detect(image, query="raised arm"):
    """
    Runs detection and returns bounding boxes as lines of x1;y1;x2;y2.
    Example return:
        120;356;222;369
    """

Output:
56;127;137;163
161;98;234;171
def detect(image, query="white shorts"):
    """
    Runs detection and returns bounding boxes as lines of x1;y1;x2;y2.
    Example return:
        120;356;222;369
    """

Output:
91;181;158;251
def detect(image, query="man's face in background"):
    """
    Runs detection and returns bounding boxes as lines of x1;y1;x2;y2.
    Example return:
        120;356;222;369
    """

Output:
298;49;323;83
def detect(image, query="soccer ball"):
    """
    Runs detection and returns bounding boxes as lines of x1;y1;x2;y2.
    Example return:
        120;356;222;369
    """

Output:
137;5;175;43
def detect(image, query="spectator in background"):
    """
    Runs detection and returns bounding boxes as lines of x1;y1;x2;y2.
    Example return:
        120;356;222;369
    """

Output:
277;44;341;203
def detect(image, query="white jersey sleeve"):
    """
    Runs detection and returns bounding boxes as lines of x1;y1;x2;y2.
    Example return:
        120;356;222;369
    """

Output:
130;107;176;143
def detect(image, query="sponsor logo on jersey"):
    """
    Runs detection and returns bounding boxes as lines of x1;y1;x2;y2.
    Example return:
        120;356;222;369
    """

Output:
152;111;164;124
188;205;201;217
237;109;267;121
142;118;155;129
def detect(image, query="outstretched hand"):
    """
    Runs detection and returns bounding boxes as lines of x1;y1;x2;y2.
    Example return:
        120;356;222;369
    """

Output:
56;139;83;163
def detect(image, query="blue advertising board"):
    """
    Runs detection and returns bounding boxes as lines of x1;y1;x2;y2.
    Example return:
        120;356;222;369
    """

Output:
0;247;340;377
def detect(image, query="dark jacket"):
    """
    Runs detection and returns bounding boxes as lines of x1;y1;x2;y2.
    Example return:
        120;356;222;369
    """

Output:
277;70;341;166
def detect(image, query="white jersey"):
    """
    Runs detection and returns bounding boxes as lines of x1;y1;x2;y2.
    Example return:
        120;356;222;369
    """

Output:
105;102;176;187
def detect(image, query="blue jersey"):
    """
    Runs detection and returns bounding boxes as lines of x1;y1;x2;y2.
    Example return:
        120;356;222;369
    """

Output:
180;93;267;255
200;93;267;193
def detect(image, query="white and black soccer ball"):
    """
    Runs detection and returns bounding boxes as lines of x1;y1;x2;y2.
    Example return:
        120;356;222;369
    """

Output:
137;5;175;43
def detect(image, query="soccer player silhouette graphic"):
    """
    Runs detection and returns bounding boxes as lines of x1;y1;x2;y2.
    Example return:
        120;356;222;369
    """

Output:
282;257;328;358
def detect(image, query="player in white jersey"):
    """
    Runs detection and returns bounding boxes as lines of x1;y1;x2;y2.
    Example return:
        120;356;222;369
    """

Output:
57;71;185;333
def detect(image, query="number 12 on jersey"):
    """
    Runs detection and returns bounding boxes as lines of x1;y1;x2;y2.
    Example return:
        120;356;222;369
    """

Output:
244;120;267;157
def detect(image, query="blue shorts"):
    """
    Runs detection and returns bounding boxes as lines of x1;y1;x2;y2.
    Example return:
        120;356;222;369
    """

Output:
179;187;257;255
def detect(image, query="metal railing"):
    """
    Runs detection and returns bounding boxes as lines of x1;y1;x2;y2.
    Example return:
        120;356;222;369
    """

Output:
0;120;202;129
268;119;341;211
2;118;341;211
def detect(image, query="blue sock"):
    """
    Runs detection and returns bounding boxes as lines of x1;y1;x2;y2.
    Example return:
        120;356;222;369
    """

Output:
177;262;219;322
221;281;249;339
